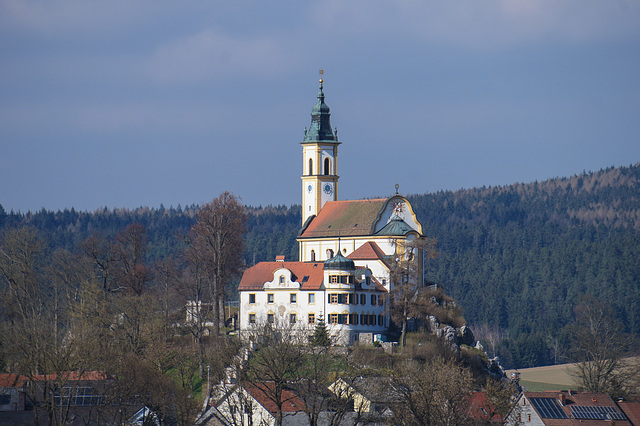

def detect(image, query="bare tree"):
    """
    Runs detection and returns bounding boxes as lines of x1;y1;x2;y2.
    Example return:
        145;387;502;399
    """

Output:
113;223;152;295
569;298;634;397
80;232;116;292
241;323;305;426
190;192;247;335
389;236;437;349
391;357;474;426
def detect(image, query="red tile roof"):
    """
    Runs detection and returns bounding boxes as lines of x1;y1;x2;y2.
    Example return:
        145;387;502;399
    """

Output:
468;392;503;423
244;383;305;414
0;373;26;388
0;371;107;388
299;199;387;238
239;262;325;290
348;241;388;261
617;401;640;426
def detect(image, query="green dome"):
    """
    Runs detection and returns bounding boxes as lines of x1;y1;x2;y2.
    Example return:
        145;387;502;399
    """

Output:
323;252;355;271
304;80;337;142
375;215;415;236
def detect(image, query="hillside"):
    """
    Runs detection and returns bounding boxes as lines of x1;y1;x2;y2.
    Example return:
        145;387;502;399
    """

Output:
1;163;639;369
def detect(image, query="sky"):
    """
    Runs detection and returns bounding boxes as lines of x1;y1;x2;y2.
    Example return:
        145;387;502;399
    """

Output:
1;1;639;213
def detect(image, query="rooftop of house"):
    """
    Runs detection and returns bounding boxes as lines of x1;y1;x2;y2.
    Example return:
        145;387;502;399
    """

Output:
522;391;631;425
238;261;325;291
244;383;306;414
299;199;387;239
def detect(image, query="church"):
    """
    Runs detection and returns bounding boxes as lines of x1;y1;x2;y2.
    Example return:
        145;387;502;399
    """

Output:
238;77;426;345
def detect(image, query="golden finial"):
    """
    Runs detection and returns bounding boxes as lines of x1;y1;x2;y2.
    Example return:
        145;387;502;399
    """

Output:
319;68;324;83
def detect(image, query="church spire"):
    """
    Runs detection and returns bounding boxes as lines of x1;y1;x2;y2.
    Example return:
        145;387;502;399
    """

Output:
304;74;337;142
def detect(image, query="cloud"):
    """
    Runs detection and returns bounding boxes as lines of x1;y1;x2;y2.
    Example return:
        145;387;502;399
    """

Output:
310;0;640;51
147;28;297;85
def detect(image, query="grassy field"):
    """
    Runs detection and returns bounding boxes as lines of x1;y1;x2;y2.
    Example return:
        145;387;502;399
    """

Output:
506;362;577;392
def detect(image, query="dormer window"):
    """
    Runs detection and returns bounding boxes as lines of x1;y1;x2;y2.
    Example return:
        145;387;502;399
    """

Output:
279;275;285;285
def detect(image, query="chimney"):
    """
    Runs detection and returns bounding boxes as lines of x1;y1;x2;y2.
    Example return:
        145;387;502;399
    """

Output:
276;255;285;262
558;393;566;405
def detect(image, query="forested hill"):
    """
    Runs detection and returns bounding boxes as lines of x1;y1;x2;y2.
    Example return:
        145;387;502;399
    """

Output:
408;162;640;367
1;163;639;368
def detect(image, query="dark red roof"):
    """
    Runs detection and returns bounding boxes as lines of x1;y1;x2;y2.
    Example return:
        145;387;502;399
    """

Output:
239;262;325;291
617;401;640;426
299;199;387;238
468;392;502;423
244;383;305;414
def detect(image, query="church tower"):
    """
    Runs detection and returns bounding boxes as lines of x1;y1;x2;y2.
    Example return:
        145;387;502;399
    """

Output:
301;75;340;225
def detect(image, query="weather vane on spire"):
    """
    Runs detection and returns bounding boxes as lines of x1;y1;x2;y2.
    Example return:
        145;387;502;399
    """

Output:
319;68;324;83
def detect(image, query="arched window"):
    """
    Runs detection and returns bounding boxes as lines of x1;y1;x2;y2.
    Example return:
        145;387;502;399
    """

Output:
310;250;316;261
326;248;334;259
324;158;330;175
308;158;313;175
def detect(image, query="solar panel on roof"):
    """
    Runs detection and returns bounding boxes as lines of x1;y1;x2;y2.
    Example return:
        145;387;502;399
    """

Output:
529;397;567;419
570;406;627;421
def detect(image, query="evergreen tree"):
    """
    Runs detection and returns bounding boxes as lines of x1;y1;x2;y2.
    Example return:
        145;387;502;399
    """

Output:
309;315;331;347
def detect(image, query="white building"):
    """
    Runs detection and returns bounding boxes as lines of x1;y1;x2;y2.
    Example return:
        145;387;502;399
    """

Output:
238;78;426;345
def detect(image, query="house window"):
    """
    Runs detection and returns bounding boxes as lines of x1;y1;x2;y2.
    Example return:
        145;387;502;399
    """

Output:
330;275;338;283
382;279;386;286
308;313;315;324
379;297;384;306
324;158;330;175
267;313;274;324
249;294;256;304
329;314;338;325
290;313;296;324
279;275;285;285
326;249;334;258
267;293;274;304
378;314;384;326
311;250;316;261
249;313;256;324
309;293;315;304
360;294;366;305
528;414;531;422
329;294;339;304
290;293;297;303
371;295;377;305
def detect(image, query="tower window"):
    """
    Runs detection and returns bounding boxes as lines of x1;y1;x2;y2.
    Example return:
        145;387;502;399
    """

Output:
324;158;330;175
309;158;313;175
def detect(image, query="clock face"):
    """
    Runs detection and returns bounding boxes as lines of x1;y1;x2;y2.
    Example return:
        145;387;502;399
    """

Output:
307;184;313;193
323;183;333;195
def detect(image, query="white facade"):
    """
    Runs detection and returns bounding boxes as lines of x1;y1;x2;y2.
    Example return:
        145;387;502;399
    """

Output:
239;261;388;346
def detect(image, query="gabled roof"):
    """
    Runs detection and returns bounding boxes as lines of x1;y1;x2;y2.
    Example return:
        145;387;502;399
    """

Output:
239;262;325;291
299;199;387;238
244;383;305;414
347;377;403;404
348;241;388;261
